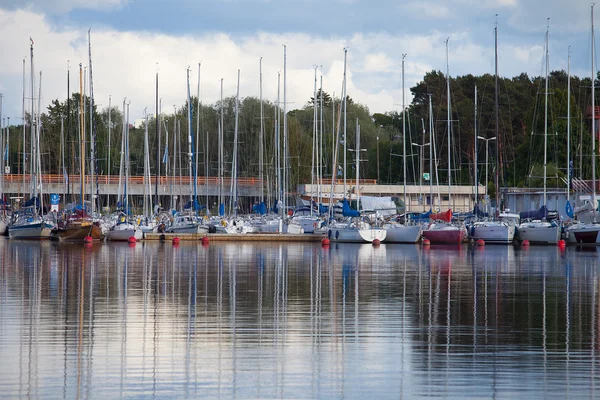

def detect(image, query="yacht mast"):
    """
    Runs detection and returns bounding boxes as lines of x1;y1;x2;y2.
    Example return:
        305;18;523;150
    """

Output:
543;19;549;209
402;53;408;213
79;63;84;210
592;6;597;221
219;79;224;214
494;17;500;211
259;57;264;204
445;38;452;210
475;85;478;207
30;39;36;199
230;70;240;217
283;45;288;214
342;48;348;197
567;46;571;211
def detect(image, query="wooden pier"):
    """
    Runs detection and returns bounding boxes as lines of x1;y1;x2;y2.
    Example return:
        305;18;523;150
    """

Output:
144;232;325;242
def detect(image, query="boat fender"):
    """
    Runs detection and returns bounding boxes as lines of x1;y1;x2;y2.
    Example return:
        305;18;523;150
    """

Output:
327;229;332;239
470;226;475;237
208;225;217;234
335;230;339;239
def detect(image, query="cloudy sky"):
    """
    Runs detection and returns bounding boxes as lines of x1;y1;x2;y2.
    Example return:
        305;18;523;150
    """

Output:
0;0;595;125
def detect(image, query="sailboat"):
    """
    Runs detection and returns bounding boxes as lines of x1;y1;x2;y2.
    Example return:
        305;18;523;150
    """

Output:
516;21;561;245
0;93;10;235
106;100;143;241
565;6;600;244
383;54;422;243
469;21;518;244
327;53;386;243
54;59;103;242
9;39;54;240
422;39;467;244
291;66;326;234
165;67;209;235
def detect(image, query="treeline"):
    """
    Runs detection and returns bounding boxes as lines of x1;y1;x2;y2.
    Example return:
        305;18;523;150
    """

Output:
4;69;595;198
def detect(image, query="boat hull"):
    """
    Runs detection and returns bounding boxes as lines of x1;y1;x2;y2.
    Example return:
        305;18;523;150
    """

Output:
328;227;386;243
469;223;515;244
9;222;54;240
0;219;8;236
565;223;600;245
285;222;304;235
56;223;103;242
166;225;209;235
383;224;422;243
106;227;144;241
422;225;466;244
516;223;561;245
291;216;322;234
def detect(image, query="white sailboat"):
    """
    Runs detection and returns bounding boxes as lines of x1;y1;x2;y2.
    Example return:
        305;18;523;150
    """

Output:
422;39;467;244
565;6;600;245
9;40;54;240
106;216;143;241
327;52;385;244
164;68;211;235
469;22;517;244
165;213;208;234
384;54;421;243
291;66;323;234
106;100;143;242
0;95;9;235
251;47;302;234
516;21;561;245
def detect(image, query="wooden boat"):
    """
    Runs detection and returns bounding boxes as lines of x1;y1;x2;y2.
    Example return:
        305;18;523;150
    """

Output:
54;209;103;241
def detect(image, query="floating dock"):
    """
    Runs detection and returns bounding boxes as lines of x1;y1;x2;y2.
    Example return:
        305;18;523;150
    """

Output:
144;232;325;242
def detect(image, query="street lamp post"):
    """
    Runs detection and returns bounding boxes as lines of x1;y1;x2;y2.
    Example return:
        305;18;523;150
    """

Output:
477;136;496;214
412;142;430;211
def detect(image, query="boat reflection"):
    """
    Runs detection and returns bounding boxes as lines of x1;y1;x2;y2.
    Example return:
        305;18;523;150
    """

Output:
0;240;599;398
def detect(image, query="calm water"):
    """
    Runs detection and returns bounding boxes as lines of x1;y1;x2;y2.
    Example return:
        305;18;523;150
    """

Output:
0;239;599;399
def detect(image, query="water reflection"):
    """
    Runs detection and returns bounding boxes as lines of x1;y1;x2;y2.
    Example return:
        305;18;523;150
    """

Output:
1;240;600;398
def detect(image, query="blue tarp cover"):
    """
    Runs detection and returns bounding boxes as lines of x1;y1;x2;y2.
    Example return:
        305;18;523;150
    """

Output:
341;198;360;217
252;202;267;215
519;205;549;220
184;199;205;211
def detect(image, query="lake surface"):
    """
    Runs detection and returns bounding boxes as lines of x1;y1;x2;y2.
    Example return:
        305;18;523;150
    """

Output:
0;239;599;399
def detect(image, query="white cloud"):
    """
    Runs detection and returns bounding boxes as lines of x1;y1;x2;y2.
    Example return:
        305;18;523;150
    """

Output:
403;2;453;19
363;53;394;73
0;7;553;125
0;0;128;13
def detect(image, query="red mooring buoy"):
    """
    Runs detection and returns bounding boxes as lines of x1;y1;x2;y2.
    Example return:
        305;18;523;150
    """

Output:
422;239;431;246
321;238;330;246
172;237;180;245
522;240;530;247
84;236;93;243
372;239;381;246
128;236;137;244
477;239;485;246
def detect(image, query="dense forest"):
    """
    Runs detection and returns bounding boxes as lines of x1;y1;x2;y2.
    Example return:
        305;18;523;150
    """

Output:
3;68;596;202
